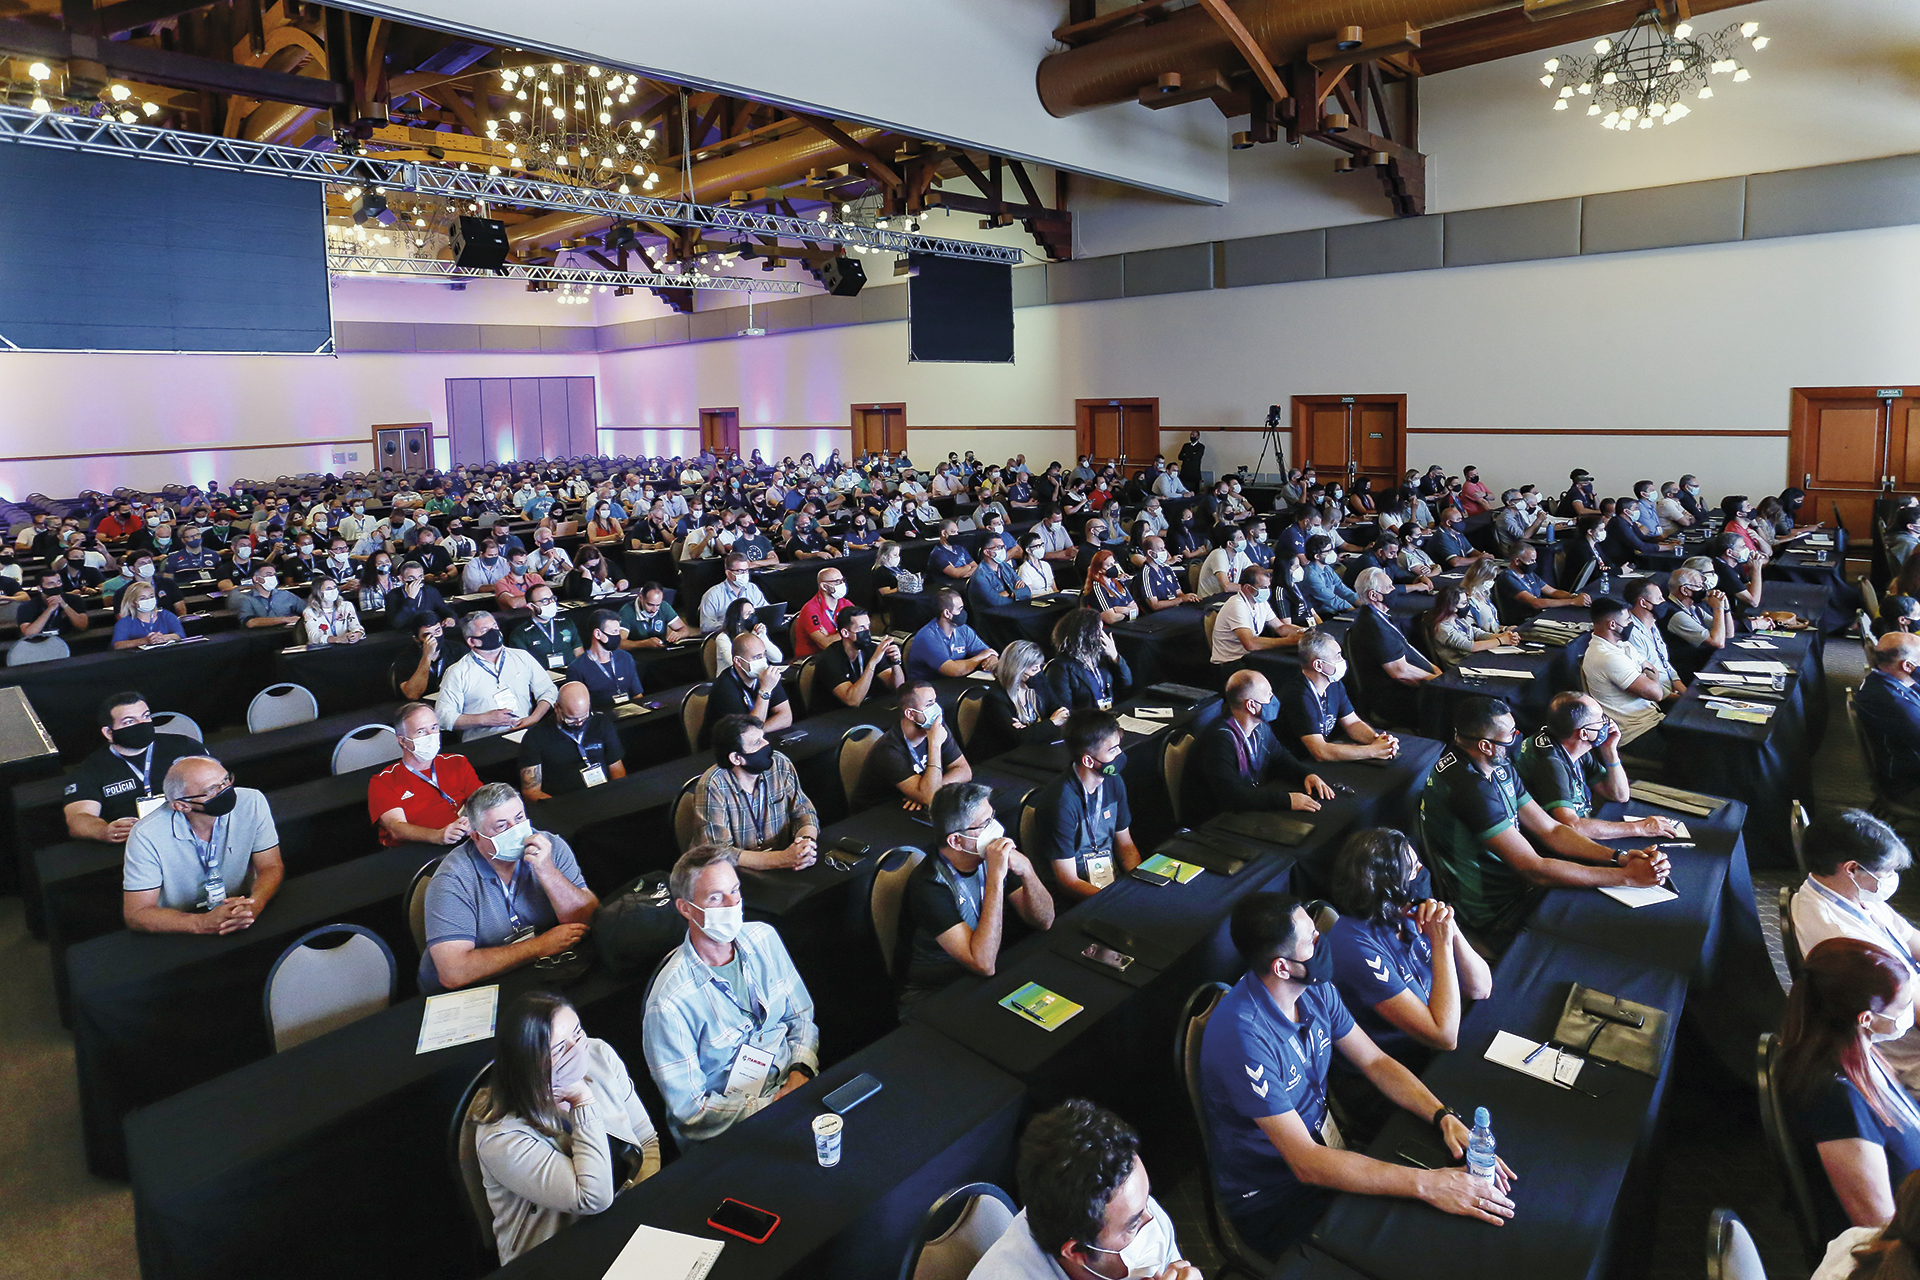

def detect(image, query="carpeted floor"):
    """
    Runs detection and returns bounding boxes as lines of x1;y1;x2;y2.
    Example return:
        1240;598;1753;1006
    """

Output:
0;609;1886;1280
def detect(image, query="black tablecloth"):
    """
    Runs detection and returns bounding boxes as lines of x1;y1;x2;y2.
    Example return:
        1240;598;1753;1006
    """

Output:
1112;605;1218;689
73;843;438;1178
490;1025;1025;1280
1310;931;1689;1280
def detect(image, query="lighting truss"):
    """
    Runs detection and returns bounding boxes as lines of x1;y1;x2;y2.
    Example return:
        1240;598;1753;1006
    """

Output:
0;103;1025;264
324;251;801;292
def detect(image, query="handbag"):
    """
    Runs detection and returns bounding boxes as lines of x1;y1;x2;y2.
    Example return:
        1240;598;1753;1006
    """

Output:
592;874;687;979
1551;983;1672;1078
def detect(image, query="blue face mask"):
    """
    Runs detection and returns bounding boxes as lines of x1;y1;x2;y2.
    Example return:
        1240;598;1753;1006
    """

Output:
1255;697;1282;724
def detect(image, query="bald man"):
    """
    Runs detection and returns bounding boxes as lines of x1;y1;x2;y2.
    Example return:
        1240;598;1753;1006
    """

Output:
122;756;283;933
1856;632;1920;802
518;681;628;801
1187;670;1335;817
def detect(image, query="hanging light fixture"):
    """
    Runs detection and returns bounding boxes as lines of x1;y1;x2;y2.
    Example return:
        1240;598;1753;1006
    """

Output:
489;61;660;191
1538;11;1767;132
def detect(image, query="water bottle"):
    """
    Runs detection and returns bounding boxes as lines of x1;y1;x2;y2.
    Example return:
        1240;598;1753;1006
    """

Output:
1466;1107;1497;1182
1598;565;1610;595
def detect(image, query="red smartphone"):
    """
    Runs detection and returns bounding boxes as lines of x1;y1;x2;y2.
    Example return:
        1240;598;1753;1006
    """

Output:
708;1198;780;1244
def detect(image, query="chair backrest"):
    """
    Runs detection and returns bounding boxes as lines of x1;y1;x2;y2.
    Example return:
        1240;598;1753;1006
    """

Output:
332;723;402;775
1789;800;1810;878
1706;1208;1768;1280
1176;982;1275;1276
1847;688;1888;792
6;634;69;665
247;682;320;733
897;1182;1017;1280
673;773;704;854
869;846;926;981
838;723;883;809
681;682;712;754
1861;611;1877;667
899;632;915;678
1863;577;1881;620
449;1061;499;1268
1018;800;1038;856
1778;884;1805;983
150;710;203;741
797;654;822;713
264;924;396;1052
406;855;441;955
1163;730;1194;826
954;685;986;752
1756;1031;1825;1259
701;631;723;679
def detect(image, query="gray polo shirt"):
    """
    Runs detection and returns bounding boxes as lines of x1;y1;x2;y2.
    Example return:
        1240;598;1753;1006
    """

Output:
122;788;279;911
419;834;586;992
235;587;303;621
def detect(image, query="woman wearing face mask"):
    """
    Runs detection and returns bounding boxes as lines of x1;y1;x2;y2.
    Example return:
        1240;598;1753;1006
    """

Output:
1781;938;1920;1233
713;596;784;671
1345;476;1378;520
112;582;186;649
1416;586;1520;670
972;639;1069;759
358;555;398;616
1327;829;1493;1076
475;990;660;1264
870;540;923;611
1459;557;1505;635
584;501;625;549
1017;536;1058;597
1082;549;1140;626
843;510;880;551
300;575;365;646
565;549;629;601
1047;609;1132;712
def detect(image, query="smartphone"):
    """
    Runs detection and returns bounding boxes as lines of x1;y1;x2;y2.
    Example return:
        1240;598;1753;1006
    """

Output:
833;837;871;858
1130;867;1172;887
823;1072;882;1114
1395;1141;1451;1171
1082;942;1134;972
708;1199;780;1244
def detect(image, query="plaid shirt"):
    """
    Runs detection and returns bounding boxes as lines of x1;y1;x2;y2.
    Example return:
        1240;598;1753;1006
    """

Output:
693;756;817;852
641;923;819;1144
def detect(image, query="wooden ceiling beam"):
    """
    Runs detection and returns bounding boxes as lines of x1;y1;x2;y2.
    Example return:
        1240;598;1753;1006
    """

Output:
1191;0;1288;102
1417;0;1745;75
1306;23;1420;74
792;111;901;189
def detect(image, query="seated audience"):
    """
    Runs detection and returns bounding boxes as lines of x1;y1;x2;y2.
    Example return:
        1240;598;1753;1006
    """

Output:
419;782;597;993
370;701;482;846
693;715;820;871
1032;710;1140;900
1301;535;1358;616
235;561;302;628
394;606;460;700
1198;891;1514;1257
1516;694;1680;839
1048;608;1132;711
437;612;559;741
708;629;792;733
64;691;202;842
1581;597;1668;746
905;588;999;682
1857;633;1920;802
1349;566;1438;725
518;682;626;800
1190;670;1333;815
969;533;1032;613
1417;584;1519;670
566;610;643;712
791;567;851;659
386;560;448;630
122;756;283;933
852;682;974;812
512;584;584;673
643;846;818;1144
1277;630;1399;762
1664;565;1732;673
698;554;771;634
816;603;903;707
976;639;1068;758
617;582;689;650
1211;565;1306;666
1496;546;1589;622
112;582;186;649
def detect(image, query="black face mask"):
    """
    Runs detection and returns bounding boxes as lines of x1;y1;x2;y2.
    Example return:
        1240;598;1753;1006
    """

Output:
112;721;156;751
854;629;875;652
196;785;239;818
476;630;506;652
1287;920;1336;984
736;743;776;774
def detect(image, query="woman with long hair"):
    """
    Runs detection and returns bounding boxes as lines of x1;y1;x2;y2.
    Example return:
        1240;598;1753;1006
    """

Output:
1781;938;1920;1233
1082;549;1140;625
1047;607;1132;711
300;575;365;646
1417;584;1518;668
974;638;1067;757
112;581;187;649
475;991;659;1264
564;546;629;600
1814;1170;1920;1280
583;499;625;549
1460;557;1503;634
713;594;784;670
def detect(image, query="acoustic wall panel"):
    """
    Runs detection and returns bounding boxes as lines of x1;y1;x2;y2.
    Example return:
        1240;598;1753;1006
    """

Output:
1444;199;1582;268
0;143;329;352
1581;176;1746;255
1745;154;1920;241
1326;215;1444;278
446;377;597;467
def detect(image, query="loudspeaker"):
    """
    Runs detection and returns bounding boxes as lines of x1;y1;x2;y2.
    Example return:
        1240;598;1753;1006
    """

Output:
452;216;510;272
819;256;866;297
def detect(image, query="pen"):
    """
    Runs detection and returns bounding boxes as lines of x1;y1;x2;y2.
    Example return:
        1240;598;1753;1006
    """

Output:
1658;842;1695;848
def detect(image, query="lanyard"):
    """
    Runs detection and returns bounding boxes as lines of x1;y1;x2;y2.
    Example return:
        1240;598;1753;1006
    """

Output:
561;723;598;765
1229;719;1261;778
590;652;621;689
407;759;459;807
184;811;228;877
738;773;768;845
1552;740;1591;814
487;854;524;933
1806;878;1915;976
120;743;158;796
532;618;557;647
1075;778;1109;855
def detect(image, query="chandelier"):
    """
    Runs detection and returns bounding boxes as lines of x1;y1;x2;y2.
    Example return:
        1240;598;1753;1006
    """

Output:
1538;11;1767;132
485;62;663;194
4;59;165;123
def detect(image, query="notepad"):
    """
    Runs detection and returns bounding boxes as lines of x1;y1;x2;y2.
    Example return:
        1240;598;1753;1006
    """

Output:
1117;715;1167;736
416;985;499;1054
602;1225;723;1280
1485;1030;1584;1088
1000;982;1084;1032
1599;883;1680;908
967;669;997;681
1138;854;1203;883
1725;660;1792;675
1459;668;1533;680
1488;646;1527;655
1732;640;1779;650
502;729;528;743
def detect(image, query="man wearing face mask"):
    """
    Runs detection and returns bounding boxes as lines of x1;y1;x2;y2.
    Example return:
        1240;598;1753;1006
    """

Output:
370;701;481;846
215;535;259;593
793;567;851;659
693;715;820;871
1856;633;1920;805
419;783;596;993
1035;506;1076;566
697;553;771;636
1198;892;1514;1257
1032;711;1142;901
166;525;221;587
901;781;1054;1005
511;583;584;673
122;756;283;935
1419;697;1666;955
1495;546;1589;623
1211;566;1306;667
905;588;998;683
1349;566;1439;726
709;630;793;732
1493;488;1552;559
518;681;627;801
1708;534;1767;619
1136;535;1200;611
405;524;459;589
1277;630;1398;764
1516;694;1679;839
567;609;644;712
818;604;902;707
1299;535;1359;617
928;520;978;582
394;608;459;700
969;534;1034;614
972;1100;1199;1280
491;549;545;612
1191;670;1333;817
1791;810;1920;1093
1580;597;1668;747
387;560;448;632
1427;506;1477;569
617;581;690;650
645;845;819;1144
853;681;975;812
462;539;511;595
234;561;302;628
64;691;204;843
437;612;559;741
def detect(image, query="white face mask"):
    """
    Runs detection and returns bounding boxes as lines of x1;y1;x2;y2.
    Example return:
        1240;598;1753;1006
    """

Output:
234;547;252;561
1868;1004;1916;1043
486;818;532;862
741;655;769;678
1082;1211;1174;1279
320;587;340;604
824;583;846;599
259;576;278;592
537;601;559;620
135;596;157;613
1853;867;1901;904
962;818;1006;856
408;731;441;760
697;900;744;945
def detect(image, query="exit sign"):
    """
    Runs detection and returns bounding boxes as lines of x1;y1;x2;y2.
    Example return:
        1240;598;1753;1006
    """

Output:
1880;389;1904;398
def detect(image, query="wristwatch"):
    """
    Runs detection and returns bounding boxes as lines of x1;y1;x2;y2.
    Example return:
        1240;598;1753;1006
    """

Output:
1432;1104;1464;1130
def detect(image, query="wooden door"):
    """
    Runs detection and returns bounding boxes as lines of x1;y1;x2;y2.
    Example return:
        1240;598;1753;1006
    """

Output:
1291;395;1406;493
699;408;739;457
1076;398;1160;466
852;404;907;455
1790;388;1920;538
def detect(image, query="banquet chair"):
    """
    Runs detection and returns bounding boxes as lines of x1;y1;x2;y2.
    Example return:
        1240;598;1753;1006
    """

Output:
1162;730;1195;826
263;924;396;1053
837;723;882;810
450;1062;499;1271
6;634;69;665
150;710;203;741
332;724;402;775
896;1182;1016;1280
1177;982;1277;1279
1789;801;1810;878
1755;1032;1825;1259
1705;1209;1768;1280
680;683;712;754
406;856;442;954
247;682;319;733
953;685;986;752
868;846;926;990
672;774;703;854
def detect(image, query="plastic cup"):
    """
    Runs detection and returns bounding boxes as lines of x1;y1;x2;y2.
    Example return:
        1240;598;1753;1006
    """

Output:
812;1112;843;1167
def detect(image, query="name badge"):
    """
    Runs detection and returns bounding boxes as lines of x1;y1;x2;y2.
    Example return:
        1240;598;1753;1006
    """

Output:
1319;1111;1347;1151
612;692;632;706
546;652;565;669
1087;852;1115;889
493;687;518;711
1095;697;1114;711
135;794;167;819
724;1041;779;1098
581;765;607;788
506;924;536;946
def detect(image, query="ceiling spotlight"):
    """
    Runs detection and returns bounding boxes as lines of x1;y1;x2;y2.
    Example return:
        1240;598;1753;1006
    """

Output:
118;109;135;122
29;96;49;113
28;62;50;81
108;83;130;101
141;101;158;116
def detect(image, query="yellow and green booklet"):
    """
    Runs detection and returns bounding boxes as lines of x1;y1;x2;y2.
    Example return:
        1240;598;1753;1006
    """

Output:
1138;854;1203;883
999;982;1084;1031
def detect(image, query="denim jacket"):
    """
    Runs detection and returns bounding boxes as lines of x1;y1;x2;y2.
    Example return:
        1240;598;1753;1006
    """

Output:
1303;561;1358;613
